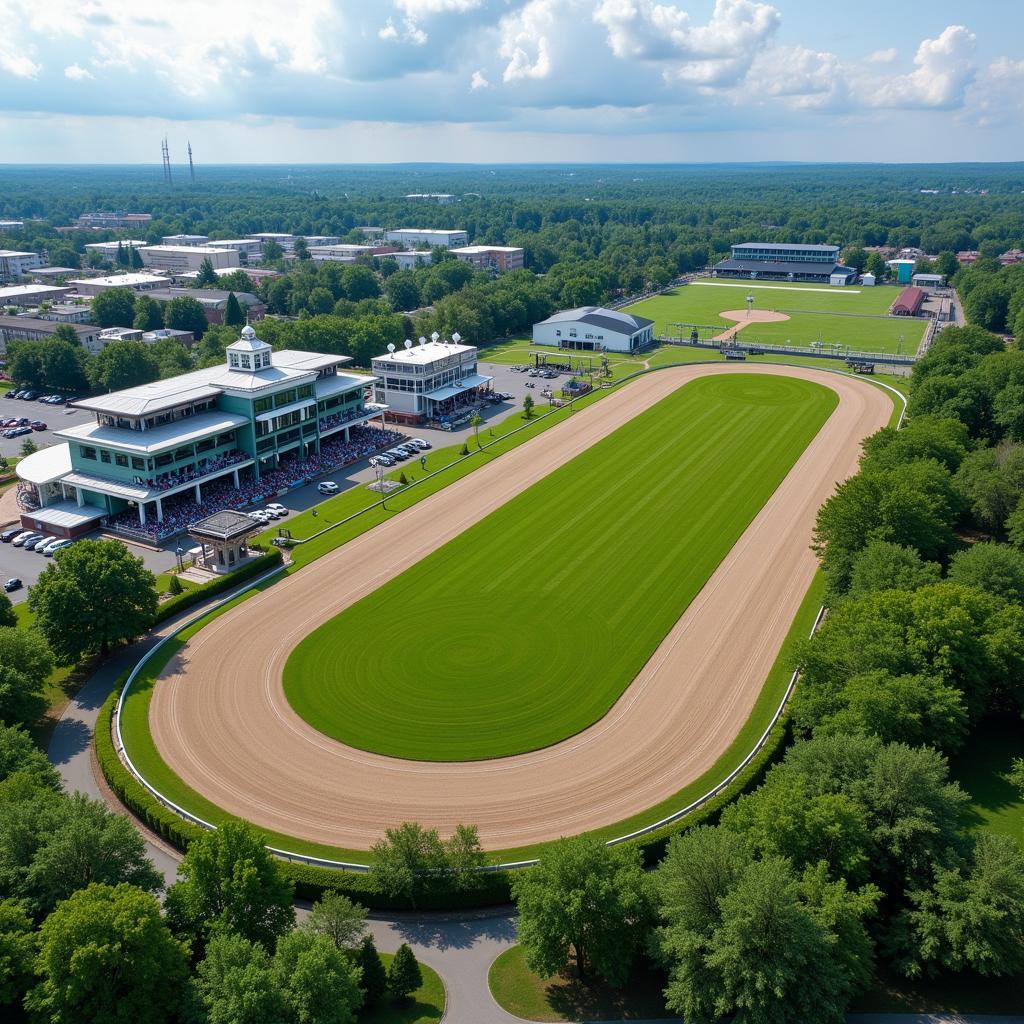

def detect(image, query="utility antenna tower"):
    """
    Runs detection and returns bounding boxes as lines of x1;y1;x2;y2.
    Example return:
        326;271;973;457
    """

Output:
187;141;195;184
161;136;172;185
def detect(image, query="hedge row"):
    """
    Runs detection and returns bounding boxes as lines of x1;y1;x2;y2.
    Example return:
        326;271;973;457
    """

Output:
153;548;284;624
95;688;513;909
97;686;792;908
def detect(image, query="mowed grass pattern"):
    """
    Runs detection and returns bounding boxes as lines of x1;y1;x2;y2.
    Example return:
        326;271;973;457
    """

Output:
627;281;927;355
284;374;837;761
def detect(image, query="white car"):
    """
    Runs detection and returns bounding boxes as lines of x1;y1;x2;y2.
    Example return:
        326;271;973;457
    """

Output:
317;481;339;495
369;455;394;468
43;538;72;556
265;503;288;517
409;438;432;450
12;532;42;548
33;535;58;553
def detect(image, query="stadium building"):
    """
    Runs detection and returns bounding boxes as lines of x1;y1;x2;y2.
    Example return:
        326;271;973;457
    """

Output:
712;243;856;285
532;307;655;352
15;326;388;540
371;335;491;425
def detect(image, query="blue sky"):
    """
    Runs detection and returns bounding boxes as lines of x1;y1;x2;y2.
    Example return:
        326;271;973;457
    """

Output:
2;0;1023;163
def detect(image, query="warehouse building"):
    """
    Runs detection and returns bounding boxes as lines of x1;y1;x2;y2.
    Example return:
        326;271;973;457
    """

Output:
713;242;856;285
0;284;72;307
207;239;263;264
15;326;388;540
161;234;210;246
371;335;490;425
532;307;655;352
0;316;103;356
0;250;47;283
384;228;468;249
83;240;148;259
138;245;240;272
69;272;168;296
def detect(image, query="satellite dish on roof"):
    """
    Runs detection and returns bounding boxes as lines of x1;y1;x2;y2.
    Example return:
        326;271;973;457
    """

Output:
451;331;462;344
404;338;413;350
387;343;396;357
430;331;439;343
418;336;426;347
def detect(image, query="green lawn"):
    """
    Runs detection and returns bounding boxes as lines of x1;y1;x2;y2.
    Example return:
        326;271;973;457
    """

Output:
951;715;1024;844
488;946;674;1022
359;953;444;1024
284;374;837;761
626;282;926;356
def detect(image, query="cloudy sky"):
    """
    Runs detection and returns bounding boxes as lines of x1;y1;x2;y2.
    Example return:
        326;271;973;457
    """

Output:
2;0;1023;163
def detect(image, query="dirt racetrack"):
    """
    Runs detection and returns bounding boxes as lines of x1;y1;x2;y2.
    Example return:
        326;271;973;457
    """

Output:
148;365;894;852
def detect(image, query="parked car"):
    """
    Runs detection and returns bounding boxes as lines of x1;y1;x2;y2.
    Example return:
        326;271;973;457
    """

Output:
317;481;339;495
386;448;409;460
12;532;42;548
3;578;22;593
265;503;288;517
21;391;38;400
30;421;47;431
4;389;18;398
2;418;17;428
369;455;394;468
409;438;431;449
32;535;58;553
43;538;72;556
0;527;22;543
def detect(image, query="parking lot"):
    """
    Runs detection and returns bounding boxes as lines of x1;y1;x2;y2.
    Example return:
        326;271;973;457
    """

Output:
0;393;94;460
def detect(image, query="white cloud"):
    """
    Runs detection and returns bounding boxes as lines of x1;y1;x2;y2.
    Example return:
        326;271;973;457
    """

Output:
471;70;489;89
63;63;94;80
499;0;556;82
873;25;977;109
396;0;482;12
867;47;898;65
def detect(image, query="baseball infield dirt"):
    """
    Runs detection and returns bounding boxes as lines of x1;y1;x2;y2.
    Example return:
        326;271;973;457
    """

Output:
713;309;791;342
148;365;893;852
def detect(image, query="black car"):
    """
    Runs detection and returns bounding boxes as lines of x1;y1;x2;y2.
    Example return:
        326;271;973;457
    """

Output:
3;578;22;593
0;527;22;543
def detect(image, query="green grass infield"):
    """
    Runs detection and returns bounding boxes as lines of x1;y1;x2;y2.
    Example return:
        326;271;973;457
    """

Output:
626;281;927;356
284;374;836;761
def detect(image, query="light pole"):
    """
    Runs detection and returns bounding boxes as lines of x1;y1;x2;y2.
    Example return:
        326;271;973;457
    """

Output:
746;293;755;317
175;544;184;572
375;462;387;511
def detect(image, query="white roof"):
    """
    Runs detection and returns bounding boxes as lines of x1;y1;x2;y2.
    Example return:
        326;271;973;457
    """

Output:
0;284;68;298
69;273;166;289
56;412;249;454
537;306;652;333
138;245;238;255
16;444;73;485
387;228;465;235
26;500;106;530
227;325;270;352
451;245;522;254
273;349;353;372
372;339;475;366
315;372;375;399
83;240;147;250
0;250;37;258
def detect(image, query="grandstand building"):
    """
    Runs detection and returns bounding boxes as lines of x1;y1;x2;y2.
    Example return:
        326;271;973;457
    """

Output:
15;326;388;539
712;243;856;285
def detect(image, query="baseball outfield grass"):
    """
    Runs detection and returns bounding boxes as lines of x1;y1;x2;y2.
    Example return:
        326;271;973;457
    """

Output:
284;373;837;761
626;281;927;355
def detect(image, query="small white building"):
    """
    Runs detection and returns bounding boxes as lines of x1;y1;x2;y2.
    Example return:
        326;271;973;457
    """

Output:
532;307;655;353
384;228;468;249
247;232;295;251
138;246;240;272
371;335;491;424
161;234;210;246
0;220;24;231
451;246;525;273
393;251;434;270
861;272;876;286
210;239;263;263
83;240;148;258
829;272;853;286
912;272;946;289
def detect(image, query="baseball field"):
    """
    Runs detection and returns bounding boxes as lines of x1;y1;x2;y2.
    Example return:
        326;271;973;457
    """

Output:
284;374;836;760
626;280;927;355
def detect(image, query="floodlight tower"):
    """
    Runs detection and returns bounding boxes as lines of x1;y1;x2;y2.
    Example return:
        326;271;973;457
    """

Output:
188;141;195;184
746;293;755;317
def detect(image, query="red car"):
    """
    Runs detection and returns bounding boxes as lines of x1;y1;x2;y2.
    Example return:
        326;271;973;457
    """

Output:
30;421;47;431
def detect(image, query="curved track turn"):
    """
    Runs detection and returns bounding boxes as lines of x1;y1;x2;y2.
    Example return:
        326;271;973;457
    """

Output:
148;365;893;850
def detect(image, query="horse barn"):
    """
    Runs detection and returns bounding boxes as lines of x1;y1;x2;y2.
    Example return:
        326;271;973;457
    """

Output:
891;287;926;316
532;307;655;352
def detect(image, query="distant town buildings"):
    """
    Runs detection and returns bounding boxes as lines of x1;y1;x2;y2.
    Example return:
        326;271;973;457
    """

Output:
83;240;148;259
138;246;240;272
210;239;263;264
1000;249;1024;266
248;232;295;251
75;211;153;230
0;220;24;232
143;287;265;324
392;251;434;270
0;316;103;356
384;228;469;249
450;245;524;273
307;244;398;263
405;194;457;204
0;284;71;307
957;250;980;264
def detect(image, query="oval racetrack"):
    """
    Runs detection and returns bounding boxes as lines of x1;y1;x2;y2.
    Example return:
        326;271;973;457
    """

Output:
148;364;894;851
